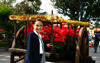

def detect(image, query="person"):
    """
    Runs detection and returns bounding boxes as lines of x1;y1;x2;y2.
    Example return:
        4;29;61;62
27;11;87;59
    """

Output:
94;35;99;53
24;18;46;63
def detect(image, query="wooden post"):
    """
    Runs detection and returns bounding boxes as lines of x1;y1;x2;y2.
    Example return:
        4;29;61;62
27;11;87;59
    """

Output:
12;21;17;48
50;10;54;53
14;21;17;43
11;53;15;63
11;21;17;63
59;23;62;49
67;24;70;51
24;21;28;48
73;24;76;63
74;24;76;42
60;23;62;28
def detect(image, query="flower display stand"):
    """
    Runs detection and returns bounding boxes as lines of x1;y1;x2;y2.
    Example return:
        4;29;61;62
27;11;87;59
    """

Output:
8;13;95;63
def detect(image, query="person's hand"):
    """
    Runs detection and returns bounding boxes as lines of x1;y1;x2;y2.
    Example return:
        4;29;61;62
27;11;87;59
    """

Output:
47;43;53;47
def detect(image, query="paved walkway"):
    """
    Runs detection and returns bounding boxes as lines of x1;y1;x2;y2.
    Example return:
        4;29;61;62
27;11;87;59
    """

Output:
0;48;54;63
0;47;100;63
89;47;100;63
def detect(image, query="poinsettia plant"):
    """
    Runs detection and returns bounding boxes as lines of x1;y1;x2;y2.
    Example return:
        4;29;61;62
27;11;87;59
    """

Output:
24;24;80;52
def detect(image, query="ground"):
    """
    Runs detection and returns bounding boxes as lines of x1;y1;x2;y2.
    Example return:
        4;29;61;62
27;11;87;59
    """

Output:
0;47;100;63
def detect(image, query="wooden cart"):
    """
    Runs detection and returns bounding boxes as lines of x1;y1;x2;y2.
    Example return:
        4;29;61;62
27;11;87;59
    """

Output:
9;13;95;63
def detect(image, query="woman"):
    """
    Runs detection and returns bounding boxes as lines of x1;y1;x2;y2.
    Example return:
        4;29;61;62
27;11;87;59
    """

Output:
24;18;46;63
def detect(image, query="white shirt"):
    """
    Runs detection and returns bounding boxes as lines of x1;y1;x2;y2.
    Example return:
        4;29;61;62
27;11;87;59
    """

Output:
34;30;43;54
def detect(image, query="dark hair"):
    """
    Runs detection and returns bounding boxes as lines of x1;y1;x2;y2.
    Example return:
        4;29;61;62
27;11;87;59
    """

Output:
33;18;43;24
36;18;42;22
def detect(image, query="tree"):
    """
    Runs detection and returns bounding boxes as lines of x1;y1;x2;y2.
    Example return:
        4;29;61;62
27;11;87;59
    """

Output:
51;0;100;21
94;21;100;28
0;4;12;22
88;1;100;19
14;0;41;14
0;3;14;40
0;0;16;7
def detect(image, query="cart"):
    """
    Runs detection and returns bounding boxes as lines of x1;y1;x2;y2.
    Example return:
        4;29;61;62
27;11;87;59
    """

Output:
9;12;95;63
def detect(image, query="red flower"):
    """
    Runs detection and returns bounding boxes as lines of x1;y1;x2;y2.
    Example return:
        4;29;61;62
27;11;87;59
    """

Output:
69;27;75;37
76;33;79;38
75;28;80;38
24;24;80;44
24;24;34;35
54;33;60;38
54;38;60;42
76;28;80;32
60;39;65;42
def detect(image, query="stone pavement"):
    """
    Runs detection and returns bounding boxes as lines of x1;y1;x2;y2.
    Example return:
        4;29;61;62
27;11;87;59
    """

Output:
0;47;100;63
0;51;10;63
89;47;100;63
0;48;54;63
0;51;53;63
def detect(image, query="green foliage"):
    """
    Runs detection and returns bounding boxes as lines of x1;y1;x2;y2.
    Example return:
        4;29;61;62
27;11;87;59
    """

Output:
0;0;15;44
0;4;13;37
51;0;100;21
95;22;100;28
89;1;100;18
0;4;11;14
0;4;12;21
0;0;16;7
51;0;81;20
0;3;14;40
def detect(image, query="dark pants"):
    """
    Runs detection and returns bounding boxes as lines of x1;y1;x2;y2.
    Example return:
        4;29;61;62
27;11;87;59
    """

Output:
24;53;43;63
39;54;43;62
94;42;99;53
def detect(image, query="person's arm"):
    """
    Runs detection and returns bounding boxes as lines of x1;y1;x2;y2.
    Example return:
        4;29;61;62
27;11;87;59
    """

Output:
25;33;33;63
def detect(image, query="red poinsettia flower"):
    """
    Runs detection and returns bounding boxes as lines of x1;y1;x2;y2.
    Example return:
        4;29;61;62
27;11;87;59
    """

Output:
76;28;80;32
54;38;60;42
60;39;65;42
75;28;80;38
69;27;75;37
54;33;60;38
76;33;79;38
24;24;34;35
24;24;81;45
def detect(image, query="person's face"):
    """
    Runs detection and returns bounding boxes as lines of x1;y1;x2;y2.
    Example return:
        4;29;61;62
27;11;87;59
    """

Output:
34;21;43;34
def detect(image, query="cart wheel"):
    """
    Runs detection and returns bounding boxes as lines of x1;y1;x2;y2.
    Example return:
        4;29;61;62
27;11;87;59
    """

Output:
75;27;89;63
